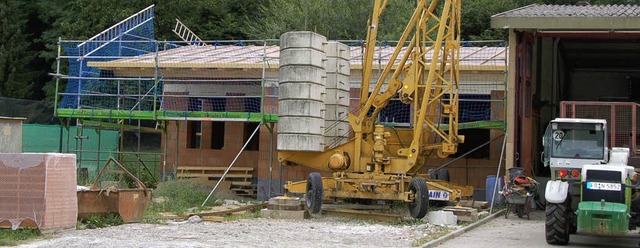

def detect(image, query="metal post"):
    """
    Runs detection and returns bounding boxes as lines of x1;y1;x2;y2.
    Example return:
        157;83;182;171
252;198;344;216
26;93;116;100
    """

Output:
175;121;179;179
267;123;274;199
163;120;168;181
97;127;102;177
58;118;64;153
490;133;508;215
54;37;62;115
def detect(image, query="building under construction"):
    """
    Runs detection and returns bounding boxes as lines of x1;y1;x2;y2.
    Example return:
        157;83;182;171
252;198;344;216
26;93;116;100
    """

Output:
54;5;507;200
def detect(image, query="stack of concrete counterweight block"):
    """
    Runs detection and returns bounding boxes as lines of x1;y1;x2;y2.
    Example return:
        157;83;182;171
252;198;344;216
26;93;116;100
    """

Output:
324;41;351;149
278;31;327;151
0;153;77;230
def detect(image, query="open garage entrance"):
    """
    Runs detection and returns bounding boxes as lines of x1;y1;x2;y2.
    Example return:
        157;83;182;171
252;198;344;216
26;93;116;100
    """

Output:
492;4;640;176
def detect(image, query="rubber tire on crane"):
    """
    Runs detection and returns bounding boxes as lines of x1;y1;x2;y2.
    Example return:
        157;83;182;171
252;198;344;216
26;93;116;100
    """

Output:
306;172;324;214
408;177;430;219
545;201;570;245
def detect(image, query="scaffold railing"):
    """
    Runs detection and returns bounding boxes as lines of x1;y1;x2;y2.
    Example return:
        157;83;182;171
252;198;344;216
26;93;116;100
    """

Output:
77;5;155;58
55;39;507;130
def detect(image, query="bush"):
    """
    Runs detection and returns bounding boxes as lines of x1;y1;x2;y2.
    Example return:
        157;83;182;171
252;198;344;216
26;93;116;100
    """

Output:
0;229;41;246
147;179;218;215
78;214;123;229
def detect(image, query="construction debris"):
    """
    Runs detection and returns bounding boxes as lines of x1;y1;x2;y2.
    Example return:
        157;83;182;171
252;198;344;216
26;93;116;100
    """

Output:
261;209;310;219
447;200;489;209
262;196;309;220
443;206;479;222
428;211;457;226
186;202;267;217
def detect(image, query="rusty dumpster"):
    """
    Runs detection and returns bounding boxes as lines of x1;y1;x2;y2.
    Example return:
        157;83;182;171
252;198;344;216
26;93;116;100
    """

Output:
77;157;152;223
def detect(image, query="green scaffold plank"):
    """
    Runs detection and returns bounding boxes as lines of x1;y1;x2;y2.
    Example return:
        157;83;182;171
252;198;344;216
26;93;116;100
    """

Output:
56;109;279;123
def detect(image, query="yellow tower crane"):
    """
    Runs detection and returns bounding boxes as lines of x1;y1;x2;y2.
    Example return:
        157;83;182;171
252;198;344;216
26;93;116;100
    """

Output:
278;0;471;219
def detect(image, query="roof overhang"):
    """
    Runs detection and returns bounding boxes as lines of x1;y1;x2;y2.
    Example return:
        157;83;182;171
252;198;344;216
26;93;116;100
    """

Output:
491;16;640;30
491;4;640;31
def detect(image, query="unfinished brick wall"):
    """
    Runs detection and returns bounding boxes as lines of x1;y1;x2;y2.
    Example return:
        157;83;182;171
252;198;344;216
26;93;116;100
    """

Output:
0;153;77;230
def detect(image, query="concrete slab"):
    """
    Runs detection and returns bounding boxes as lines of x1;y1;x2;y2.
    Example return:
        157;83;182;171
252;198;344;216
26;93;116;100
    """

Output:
325;89;350;106
325;41;350;59
277;116;324;134
277;134;324;151
279;49;326;68
428;210;457;225
325;74;350;90
278;100;325;118
279;82;325;100
280;31;326;51
279;66;326;85
325;59;350;75
324;106;348;121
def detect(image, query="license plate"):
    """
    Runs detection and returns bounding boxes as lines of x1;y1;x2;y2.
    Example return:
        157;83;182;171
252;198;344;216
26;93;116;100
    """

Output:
587;182;621;191
428;190;450;201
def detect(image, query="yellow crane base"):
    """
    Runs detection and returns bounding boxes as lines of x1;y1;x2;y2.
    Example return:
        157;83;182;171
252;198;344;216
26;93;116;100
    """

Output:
284;172;473;219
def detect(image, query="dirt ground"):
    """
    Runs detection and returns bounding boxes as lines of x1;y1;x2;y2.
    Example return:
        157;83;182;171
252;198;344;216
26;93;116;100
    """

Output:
15;211;459;248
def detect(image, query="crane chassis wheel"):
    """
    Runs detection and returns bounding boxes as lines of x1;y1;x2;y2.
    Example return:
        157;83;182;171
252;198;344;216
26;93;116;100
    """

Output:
306;172;324;214
408;177;430;219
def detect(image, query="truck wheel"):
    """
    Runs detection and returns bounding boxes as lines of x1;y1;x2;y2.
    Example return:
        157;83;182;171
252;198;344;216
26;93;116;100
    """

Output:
306;172;323;214
408;177;429;219
545;202;570;245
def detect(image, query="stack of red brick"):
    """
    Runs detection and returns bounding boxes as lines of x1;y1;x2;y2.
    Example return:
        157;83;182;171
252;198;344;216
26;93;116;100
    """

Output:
0;153;77;230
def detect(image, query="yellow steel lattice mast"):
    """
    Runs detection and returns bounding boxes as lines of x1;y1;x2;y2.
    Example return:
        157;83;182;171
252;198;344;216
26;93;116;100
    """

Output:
350;0;463;173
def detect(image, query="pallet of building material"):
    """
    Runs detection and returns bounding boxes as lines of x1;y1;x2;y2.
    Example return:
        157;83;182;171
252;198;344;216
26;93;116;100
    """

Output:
442;206;479;222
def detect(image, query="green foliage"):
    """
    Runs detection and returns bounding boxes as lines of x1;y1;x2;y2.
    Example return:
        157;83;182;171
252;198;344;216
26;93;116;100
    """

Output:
147;179;218;215
3;0;638;103
0;228;42;246
78;213;123;229
0;1;40;99
120;154;161;189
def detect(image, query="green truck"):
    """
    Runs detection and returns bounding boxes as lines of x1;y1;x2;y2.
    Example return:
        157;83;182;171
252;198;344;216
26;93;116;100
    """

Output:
542;118;640;245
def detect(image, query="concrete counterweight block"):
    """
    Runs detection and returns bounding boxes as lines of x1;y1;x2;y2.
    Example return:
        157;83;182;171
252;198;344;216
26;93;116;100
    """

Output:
278;31;327;152
428;210;458;226
324;41;350;148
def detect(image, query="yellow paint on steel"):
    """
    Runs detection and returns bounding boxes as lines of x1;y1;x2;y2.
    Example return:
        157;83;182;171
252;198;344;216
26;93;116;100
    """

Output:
279;0;470;207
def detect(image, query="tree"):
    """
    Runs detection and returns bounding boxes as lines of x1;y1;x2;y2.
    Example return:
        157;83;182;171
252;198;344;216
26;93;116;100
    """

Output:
0;1;38;99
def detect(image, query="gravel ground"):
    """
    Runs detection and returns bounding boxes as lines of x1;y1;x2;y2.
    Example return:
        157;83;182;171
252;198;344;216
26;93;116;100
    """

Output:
15;213;459;248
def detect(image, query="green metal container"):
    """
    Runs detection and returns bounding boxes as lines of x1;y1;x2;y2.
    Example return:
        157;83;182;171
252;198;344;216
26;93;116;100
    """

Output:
576;201;630;236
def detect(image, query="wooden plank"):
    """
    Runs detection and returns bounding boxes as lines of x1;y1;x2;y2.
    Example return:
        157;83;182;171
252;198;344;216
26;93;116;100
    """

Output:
176;173;253;178
187;203;267;217
177;166;254;171
230;182;253;186
202;216;225;222
447;200;489;209
322;209;403;222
